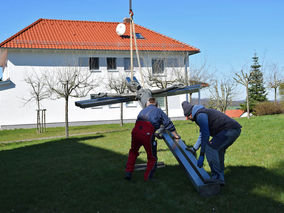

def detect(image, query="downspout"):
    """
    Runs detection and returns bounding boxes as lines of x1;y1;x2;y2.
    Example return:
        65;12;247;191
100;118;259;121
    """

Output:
184;52;190;102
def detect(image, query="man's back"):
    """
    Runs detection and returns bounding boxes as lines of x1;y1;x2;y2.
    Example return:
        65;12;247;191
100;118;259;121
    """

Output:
137;104;175;131
196;108;242;136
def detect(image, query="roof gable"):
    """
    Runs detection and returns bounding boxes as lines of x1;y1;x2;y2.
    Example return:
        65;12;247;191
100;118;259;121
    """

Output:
0;18;199;52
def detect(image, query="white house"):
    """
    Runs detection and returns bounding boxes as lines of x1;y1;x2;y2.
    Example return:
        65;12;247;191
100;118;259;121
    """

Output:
0;18;200;129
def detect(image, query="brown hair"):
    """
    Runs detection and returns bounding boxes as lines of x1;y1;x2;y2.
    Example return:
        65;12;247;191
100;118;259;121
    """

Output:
148;97;156;104
148;97;158;107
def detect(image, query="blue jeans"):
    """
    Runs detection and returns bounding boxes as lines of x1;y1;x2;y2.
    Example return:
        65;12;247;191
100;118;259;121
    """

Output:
205;128;241;182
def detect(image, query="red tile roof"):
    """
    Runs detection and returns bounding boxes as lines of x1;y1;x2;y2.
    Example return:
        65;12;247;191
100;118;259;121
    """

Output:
0;18;200;52
225;109;244;118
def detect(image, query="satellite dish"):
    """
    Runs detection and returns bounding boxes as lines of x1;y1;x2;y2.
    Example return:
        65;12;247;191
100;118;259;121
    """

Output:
116;23;126;36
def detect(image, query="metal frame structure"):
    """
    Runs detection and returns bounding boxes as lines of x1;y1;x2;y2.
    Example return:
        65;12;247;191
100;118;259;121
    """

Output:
75;76;202;109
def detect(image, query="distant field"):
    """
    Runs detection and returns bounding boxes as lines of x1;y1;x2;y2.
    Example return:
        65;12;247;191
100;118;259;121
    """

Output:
0;114;283;212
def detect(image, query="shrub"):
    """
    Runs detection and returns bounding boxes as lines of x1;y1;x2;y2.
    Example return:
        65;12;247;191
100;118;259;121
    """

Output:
254;101;284;116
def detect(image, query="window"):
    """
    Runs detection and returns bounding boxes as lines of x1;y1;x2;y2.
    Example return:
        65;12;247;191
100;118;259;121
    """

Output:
107;58;117;70
89;57;99;70
135;33;144;39
156;97;165;108
152;59;164;74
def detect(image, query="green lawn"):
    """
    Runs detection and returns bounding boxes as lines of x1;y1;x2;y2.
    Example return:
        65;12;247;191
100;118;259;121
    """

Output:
0;123;131;143
0;115;283;213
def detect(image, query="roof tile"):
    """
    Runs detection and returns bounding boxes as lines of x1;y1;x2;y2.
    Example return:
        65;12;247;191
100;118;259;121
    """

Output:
0;18;199;52
225;109;244;118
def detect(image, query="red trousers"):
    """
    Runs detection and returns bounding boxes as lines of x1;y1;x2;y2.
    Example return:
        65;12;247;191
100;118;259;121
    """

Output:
125;121;157;181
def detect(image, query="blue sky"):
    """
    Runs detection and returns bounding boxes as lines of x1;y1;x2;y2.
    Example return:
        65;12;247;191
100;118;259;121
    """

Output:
1;0;283;100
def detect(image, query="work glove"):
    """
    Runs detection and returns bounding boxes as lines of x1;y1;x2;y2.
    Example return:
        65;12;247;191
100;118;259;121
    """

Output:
186;145;197;158
155;126;165;139
197;155;204;168
154;133;163;139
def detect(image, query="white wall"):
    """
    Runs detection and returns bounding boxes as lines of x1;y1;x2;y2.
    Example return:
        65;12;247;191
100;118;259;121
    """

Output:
0;49;188;128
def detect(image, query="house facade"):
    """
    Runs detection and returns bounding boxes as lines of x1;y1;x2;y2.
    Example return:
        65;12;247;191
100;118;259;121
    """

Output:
0;18;200;129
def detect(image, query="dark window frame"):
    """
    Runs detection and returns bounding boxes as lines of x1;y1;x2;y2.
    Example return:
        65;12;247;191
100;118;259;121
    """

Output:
107;57;117;70
152;58;165;75
89;57;100;70
135;33;144;39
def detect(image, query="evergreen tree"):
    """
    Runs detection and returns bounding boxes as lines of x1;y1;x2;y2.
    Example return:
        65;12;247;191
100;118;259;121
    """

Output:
248;53;267;111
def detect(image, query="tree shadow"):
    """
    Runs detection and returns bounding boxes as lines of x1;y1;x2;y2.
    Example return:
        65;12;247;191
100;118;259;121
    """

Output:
216;163;284;212
0;136;283;213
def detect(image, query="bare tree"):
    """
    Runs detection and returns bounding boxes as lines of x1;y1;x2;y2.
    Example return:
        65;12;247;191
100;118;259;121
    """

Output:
175;57;212;102
106;73;128;126
233;69;250;119
144;63;178;116
188;59;213;85
146;73;176;115
24;72;50;132
24;72;49;110
141;52;188;115
208;79;236;113
45;67;98;138
267;64;282;103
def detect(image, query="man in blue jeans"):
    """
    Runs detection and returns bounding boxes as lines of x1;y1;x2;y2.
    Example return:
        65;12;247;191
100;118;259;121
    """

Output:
182;101;242;186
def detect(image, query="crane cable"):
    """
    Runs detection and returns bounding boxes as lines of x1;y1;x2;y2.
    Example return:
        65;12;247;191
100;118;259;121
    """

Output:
129;9;144;87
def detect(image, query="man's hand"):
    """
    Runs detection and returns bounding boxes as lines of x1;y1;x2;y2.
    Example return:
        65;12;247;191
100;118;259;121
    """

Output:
173;134;181;140
186;145;197;158
171;131;181;140
197;155;204;168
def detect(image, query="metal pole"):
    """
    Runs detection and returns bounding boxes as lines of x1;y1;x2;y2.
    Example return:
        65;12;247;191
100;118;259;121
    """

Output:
184;54;189;102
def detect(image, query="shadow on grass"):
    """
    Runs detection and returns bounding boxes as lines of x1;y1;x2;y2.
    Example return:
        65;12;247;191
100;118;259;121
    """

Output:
139;148;170;154
0;137;283;213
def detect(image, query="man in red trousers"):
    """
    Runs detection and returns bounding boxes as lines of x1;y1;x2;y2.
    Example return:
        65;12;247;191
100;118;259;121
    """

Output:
125;97;180;181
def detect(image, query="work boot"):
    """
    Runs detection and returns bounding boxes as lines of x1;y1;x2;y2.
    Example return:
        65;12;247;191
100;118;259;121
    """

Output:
124;172;132;180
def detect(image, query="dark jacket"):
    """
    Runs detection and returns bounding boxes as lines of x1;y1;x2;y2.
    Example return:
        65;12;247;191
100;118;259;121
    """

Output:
192;106;242;137
184;104;241;154
137;104;176;131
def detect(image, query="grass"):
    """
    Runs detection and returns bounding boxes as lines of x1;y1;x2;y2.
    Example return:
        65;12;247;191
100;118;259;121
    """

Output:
0;123;131;143
0;115;284;212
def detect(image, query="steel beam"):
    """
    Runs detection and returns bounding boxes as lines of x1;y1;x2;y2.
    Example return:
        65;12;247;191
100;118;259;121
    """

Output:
162;131;220;197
